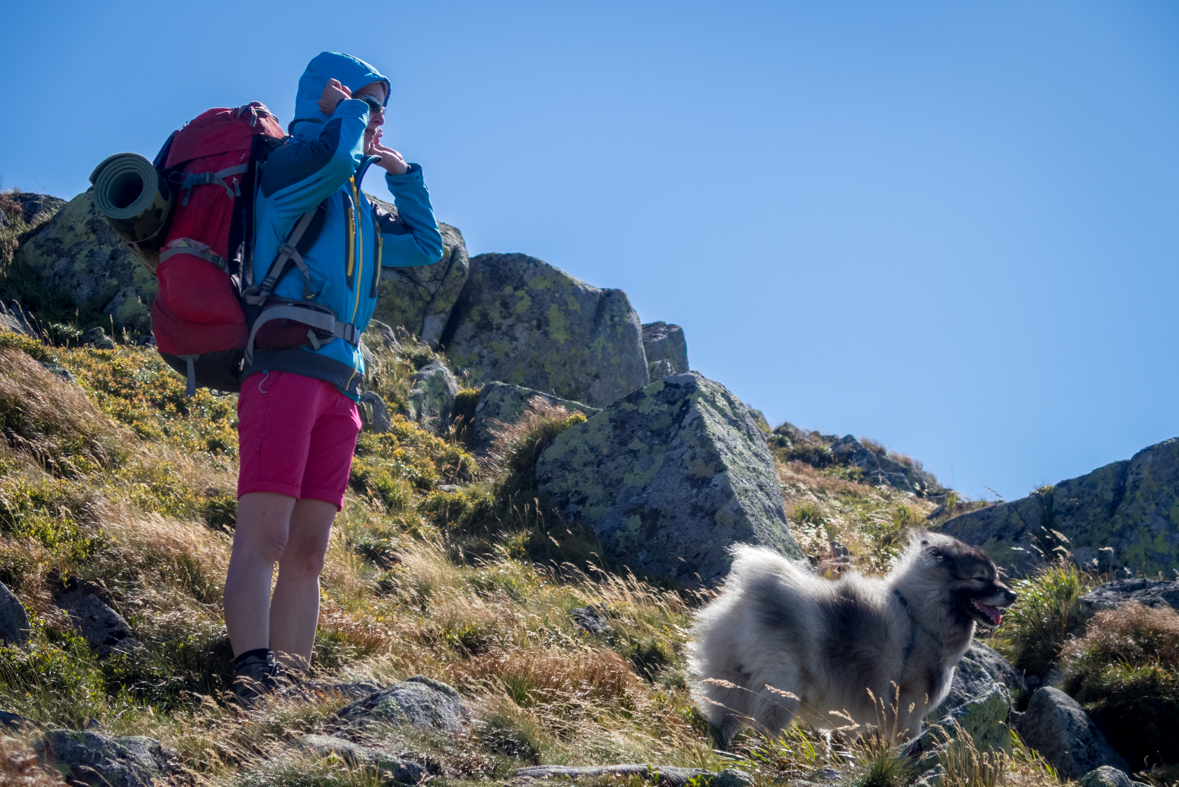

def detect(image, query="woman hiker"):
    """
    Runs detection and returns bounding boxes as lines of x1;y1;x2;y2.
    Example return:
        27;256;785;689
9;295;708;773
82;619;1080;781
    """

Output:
222;51;444;704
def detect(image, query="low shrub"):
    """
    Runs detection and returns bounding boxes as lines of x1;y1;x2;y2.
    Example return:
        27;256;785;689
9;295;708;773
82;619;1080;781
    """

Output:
1062;603;1179;768
992;560;1094;677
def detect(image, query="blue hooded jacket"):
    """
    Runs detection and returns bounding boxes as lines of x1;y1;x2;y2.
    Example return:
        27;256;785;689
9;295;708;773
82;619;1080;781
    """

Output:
245;51;444;396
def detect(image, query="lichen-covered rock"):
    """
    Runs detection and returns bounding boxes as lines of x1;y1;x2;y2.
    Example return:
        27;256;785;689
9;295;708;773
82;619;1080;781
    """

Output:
937;642;1026;716
471;382;600;452
370;196;468;347
1080;578;1179;618
1015;688;1130;779
0;582;29;646
35;730;178;787
16;189;155;331
915;684;1012;777
360;391;393;433
941;438;1179;577
1078;766;1150;787
2;192;65;225
440;253;648;407
404;360;458;435
643;322;689;381
296;734;424;782
56;588;138;658
335;676;469;734
536;372;800;586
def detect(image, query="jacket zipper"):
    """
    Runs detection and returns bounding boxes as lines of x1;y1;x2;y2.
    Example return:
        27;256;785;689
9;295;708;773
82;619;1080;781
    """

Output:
345;177;365;390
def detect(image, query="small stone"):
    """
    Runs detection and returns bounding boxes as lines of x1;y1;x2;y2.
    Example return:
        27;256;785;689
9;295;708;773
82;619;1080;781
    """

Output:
360;391;393;433
35;730;178;787
80;327;116;350
404;360;459;435
297;734;424;783
1078;766;1150;787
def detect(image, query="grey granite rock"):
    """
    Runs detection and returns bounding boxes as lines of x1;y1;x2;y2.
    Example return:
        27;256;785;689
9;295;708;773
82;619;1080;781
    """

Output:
1015;688;1130;780
1080;578;1179;618
360;391;393;433
35;730;177;787
55;589;138;658
404;360;458;435
369;199;469;347
16;189;155;332
536;372;800;587
0;301;34;336
296;734;424;782
512;764;749;787
937;642;1025;716
941;438;1179;577
0;582;30;646
642;322;689;381
335;676;469;734
1078;766;1150;787
441;253;648;407
471;381;599;453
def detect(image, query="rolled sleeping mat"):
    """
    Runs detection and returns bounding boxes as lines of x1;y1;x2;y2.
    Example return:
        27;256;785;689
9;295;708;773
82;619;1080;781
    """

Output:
89;152;173;270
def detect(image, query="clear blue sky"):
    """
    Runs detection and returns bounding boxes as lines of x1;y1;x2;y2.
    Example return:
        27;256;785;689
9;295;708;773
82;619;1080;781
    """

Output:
3;1;1177;502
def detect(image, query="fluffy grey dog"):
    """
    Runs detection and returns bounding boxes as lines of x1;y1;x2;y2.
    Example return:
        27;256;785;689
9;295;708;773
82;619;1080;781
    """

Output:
687;532;1016;743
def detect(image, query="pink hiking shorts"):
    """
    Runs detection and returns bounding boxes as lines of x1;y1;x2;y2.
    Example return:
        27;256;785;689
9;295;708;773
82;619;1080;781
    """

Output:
237;370;363;510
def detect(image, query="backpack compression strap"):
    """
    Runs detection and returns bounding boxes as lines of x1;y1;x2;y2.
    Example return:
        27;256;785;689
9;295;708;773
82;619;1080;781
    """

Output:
178;163;249;206
243;304;360;366
159;238;230;273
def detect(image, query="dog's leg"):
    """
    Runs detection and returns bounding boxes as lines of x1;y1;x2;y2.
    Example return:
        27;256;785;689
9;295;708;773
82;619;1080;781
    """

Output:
749;672;801;739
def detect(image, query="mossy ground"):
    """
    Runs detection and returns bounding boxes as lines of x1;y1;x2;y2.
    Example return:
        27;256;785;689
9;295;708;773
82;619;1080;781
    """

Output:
0;321;1100;787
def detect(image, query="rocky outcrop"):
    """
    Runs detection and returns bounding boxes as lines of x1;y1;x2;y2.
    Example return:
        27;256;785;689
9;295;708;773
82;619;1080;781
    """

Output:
1;191;65;226
1016;688;1131;780
471;382;600;452
56;588;138;658
335;676;469;734
642;322;688;382
16;189;155;331
0;582;29;646
35;730;178;787
830;435;940;495
404;360;458;435
536;372;800;587
941;438;1179;577
441;253;648;407
371;197;469;347
1078;766;1150;787
1080;579;1179;618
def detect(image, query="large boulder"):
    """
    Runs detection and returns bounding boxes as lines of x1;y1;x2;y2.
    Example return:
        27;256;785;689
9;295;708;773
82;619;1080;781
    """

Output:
830;435;940;495
15;189;155;331
370;196;469;347
440;253;648;407
471;382;599;453
642;322;689;382
1015;688;1130;780
941;438;1179;577
35;731;178;787
536;372;800;587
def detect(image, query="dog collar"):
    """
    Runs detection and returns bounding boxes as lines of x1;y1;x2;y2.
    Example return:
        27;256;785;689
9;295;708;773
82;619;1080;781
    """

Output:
893;589;942;662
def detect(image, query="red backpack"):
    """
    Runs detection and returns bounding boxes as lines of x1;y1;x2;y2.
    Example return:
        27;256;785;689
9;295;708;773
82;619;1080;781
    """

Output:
150;102;329;394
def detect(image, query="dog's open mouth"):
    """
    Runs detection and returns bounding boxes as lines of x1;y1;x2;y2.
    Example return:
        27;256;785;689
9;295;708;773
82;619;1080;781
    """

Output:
969;598;1004;627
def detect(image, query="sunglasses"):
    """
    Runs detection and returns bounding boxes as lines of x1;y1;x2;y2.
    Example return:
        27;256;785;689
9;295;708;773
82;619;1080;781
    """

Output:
357;95;385;115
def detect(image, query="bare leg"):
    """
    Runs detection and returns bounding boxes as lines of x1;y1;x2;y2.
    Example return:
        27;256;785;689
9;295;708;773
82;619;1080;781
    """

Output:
269;498;337;671
224;492;296;657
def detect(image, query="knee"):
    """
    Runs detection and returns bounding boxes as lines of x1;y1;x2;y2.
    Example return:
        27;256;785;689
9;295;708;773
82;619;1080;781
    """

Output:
280;541;327;579
255;536;288;565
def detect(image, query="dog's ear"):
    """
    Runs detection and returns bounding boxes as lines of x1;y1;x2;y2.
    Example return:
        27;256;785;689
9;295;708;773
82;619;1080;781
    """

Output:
923;542;951;564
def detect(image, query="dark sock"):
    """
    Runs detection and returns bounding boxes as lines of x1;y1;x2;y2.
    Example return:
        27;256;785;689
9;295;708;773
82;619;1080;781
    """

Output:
234;648;273;671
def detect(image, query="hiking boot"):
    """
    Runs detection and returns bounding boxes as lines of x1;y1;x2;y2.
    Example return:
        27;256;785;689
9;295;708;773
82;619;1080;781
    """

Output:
233;649;278;708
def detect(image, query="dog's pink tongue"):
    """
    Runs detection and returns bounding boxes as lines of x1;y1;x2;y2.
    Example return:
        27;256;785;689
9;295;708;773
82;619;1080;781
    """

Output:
980;604;1002;626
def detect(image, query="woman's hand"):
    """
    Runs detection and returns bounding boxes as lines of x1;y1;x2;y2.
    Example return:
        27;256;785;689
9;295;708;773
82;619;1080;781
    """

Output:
367;129;409;175
318;78;352;115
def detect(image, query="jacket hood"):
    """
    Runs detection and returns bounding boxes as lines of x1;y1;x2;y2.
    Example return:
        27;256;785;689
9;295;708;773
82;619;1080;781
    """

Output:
290;51;390;136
